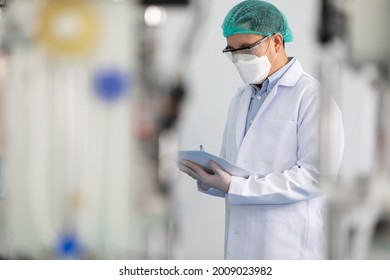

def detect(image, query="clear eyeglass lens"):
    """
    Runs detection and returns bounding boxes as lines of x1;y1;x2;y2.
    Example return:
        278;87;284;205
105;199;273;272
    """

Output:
224;36;270;62
225;45;260;63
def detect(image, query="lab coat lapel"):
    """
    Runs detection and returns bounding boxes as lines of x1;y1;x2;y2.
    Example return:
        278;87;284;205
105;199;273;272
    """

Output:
235;86;252;151
235;60;304;156
253;85;279;121
235;86;280;161
249;60;304;127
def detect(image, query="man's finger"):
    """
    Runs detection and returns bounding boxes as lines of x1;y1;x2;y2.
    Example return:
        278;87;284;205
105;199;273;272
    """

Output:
182;160;205;173
183;161;211;179
178;163;200;180
178;163;195;175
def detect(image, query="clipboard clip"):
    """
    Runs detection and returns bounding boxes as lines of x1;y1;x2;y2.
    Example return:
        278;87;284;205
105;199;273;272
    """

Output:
199;145;204;152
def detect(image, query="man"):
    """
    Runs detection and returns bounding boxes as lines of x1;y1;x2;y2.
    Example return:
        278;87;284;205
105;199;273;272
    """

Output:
179;0;344;259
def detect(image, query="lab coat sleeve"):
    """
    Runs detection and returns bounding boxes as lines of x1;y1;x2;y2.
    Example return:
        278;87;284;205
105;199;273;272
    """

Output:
227;92;344;205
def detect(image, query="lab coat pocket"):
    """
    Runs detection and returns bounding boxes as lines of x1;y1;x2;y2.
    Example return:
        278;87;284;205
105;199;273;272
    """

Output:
248;212;305;259
255;120;296;163
226;206;306;260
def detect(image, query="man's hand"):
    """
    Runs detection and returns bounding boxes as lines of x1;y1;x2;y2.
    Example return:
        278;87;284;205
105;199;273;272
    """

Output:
178;160;231;193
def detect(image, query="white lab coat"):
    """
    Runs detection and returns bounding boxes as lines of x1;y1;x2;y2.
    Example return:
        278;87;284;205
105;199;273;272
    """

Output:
199;59;344;259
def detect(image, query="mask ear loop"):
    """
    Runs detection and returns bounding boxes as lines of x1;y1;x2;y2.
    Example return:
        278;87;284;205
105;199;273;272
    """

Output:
271;51;278;64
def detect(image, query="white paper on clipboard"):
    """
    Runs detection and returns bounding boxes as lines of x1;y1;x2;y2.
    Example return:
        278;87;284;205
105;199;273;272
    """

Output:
178;150;254;178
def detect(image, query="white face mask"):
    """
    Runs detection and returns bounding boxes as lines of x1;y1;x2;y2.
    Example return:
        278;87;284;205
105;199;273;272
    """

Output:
233;54;272;85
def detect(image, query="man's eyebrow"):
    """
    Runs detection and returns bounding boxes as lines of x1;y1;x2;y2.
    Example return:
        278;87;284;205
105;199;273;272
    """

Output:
239;42;253;48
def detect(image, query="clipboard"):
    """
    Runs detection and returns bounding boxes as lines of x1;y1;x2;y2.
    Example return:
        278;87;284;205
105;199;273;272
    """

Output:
178;150;254;178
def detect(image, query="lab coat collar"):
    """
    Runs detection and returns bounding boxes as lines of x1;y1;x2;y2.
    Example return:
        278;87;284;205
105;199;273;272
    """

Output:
276;58;303;87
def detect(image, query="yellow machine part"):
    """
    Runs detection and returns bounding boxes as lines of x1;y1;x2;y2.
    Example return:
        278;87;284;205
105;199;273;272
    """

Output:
36;0;99;56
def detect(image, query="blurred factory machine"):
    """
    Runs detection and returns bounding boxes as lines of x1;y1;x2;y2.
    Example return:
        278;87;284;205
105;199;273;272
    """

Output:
318;0;390;259
0;0;139;259
0;0;203;259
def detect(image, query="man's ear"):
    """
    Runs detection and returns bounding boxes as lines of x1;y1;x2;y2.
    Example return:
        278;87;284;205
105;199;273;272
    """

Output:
273;33;284;52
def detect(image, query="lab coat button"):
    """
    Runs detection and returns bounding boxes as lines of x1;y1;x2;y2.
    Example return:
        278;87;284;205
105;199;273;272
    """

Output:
257;96;261;100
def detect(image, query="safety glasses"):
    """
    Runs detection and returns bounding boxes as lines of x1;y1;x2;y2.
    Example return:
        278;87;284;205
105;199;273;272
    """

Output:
222;35;271;62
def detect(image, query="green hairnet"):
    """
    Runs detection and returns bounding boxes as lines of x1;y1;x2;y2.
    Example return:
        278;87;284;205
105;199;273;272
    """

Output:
222;0;293;42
